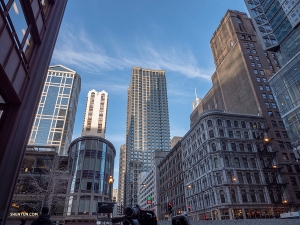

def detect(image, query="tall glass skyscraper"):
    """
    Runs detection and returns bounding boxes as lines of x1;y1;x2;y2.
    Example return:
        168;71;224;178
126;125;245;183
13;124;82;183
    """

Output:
124;67;170;206
28;65;81;155
245;0;300;159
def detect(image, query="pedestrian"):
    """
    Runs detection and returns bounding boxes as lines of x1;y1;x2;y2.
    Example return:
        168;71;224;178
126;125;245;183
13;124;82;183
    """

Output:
20;219;26;225
31;207;53;225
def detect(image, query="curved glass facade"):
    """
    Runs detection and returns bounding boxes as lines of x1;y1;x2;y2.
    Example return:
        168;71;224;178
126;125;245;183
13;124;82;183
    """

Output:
67;136;115;216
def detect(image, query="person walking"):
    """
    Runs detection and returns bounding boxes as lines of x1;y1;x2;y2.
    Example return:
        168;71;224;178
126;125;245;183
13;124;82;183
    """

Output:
31;207;53;225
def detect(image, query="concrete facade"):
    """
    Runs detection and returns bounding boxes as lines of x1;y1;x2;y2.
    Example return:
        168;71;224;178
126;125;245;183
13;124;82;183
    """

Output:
125;67;171;207
82;90;108;138
117;144;126;214
182;110;290;221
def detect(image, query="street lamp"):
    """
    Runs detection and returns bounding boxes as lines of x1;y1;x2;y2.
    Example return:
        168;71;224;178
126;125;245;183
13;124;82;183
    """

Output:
108;175;114;201
187;184;192;189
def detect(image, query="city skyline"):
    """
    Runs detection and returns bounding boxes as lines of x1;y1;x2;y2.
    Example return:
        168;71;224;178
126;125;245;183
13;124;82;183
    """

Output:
51;0;249;188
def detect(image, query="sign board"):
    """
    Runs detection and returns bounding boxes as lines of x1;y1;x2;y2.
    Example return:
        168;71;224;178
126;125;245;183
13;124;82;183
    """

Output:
97;202;115;213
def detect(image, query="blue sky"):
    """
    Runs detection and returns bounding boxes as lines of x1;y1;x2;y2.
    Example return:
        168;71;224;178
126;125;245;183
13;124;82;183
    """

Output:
51;1;248;188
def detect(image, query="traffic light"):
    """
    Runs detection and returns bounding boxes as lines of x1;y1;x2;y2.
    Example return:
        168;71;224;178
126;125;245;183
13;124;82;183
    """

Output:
168;202;172;214
188;205;191;212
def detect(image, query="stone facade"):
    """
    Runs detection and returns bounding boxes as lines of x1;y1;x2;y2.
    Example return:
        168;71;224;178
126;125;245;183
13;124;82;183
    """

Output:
182;110;290;221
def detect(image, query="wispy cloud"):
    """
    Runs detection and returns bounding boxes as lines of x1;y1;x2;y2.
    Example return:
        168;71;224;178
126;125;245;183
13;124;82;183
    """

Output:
53;24;213;80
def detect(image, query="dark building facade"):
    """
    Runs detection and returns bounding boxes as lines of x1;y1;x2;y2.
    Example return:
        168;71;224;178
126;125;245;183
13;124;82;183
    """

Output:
0;0;67;221
191;10;300;208
7;146;69;225
245;0;300;160
158;141;185;221
183;110;288;221
66;136;116;222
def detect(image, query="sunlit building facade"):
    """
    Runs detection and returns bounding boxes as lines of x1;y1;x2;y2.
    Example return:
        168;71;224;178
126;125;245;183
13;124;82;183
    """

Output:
82;90;108;138
28;65;81;155
124;67;171;207
0;0;68;222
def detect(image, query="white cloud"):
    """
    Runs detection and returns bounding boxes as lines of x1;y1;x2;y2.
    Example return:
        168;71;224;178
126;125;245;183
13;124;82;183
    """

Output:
53;24;213;80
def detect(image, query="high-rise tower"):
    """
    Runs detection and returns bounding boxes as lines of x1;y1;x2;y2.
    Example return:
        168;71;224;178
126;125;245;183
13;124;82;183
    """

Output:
124;67;170;206
82;90;108;138
28;65;81;155
191;10;299;208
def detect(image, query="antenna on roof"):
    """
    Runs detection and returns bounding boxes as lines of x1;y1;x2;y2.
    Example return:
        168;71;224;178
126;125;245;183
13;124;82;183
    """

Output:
195;88;198;99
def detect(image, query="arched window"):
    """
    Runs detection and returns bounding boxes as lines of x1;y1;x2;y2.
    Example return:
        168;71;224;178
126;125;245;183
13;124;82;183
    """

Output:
219;190;226;203
271;173;277;183
209;130;214;138
224;157;230;167
211;143;217;151
234;157;240;168
231;190;237;203
207;120;213;127
249;122;253;129
260;158;265;168
247;144;252;152
202;133;206;141
241;121;246;128
231;143;237;151
214;158;219;168
217;119;222;126
239;143;244;151
226;120;231;127
258;122;261;128
201;123;204;130
264;173;269;184
276;190;282;203
259;190;265;202
242;158;249;168
222;142;227;150
250;190;256;202
234;121;239;128
269;190;275;203
241;190;248;202
253;122;257;129
256;144;261;152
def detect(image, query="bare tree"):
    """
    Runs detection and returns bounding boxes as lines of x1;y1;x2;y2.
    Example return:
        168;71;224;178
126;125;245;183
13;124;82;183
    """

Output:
11;153;70;216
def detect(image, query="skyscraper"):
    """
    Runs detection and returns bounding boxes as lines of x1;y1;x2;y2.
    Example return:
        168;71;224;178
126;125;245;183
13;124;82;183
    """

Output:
124;67;170;206
28;65;81;155
245;0;300;159
82;90;108;138
117;144;126;214
191;10;300;208
0;1;67;221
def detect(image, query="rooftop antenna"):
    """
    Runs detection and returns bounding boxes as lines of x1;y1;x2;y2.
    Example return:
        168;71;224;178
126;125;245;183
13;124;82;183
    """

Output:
195;88;198;99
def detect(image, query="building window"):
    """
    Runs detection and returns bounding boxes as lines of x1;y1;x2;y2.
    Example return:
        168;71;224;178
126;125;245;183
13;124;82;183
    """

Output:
224;157;230;167
217;119;222;126
270;65;274;70
272;102;277;108
259;85;264;90
252;49;257;54
222;142;227;150
282;131;288;138
212;143;217;151
234;157;240;167
255;56;259;60
254;69;258;74
282;153;288;160
246;48;251;53
239;143;245;151
231;190;237;203
220;190;226;203
268;111;274;117
219;129;224;137
229;131;233;138
234;121;239;127
245;42;249;46
262;93;267;99
275;111;281;118
269;94;274;99
243;158;249;168
275;131;281;138
262;78;267;82
256;77;261;82
231;143;237;151
246;173;252;184
209;130;214;138
244;132;249;139
278;141;285;149
266;85;271;91
207;120;213;127
247;144;252;152
265;102;270;108
249;55;253;60
241;190;248;202
226;120;231;127
271;120;277;127
260;70;264;75
258;63;262;68
241;121;246;128
254;173;260;184
252;62;256;67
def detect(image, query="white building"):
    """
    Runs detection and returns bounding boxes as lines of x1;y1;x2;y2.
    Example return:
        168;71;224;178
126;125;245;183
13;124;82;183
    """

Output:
82;90;108;138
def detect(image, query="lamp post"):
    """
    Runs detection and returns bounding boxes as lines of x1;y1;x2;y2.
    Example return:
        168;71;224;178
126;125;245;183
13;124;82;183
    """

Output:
108;175;114;219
